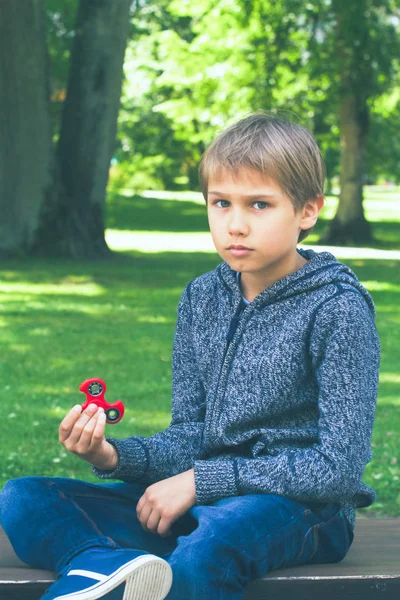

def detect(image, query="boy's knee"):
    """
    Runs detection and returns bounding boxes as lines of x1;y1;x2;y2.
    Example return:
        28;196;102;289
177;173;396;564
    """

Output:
2;476;29;500
2;475;44;494
170;540;225;581
1;476;48;514
168;554;212;600
169;544;243;600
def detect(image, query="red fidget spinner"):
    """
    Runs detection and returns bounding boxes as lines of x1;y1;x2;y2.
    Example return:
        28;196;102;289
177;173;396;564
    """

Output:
79;378;125;424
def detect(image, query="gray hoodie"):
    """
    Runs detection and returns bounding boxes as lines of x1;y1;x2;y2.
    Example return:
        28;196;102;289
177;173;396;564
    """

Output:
94;248;380;528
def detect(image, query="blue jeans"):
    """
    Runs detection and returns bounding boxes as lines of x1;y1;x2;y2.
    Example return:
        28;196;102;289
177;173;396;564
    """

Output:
0;477;353;600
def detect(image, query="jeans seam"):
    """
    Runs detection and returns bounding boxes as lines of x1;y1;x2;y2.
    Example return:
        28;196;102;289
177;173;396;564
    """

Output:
297;509;346;564
47;482;109;539
308;526;319;562
46;481;118;572
292;523;316;563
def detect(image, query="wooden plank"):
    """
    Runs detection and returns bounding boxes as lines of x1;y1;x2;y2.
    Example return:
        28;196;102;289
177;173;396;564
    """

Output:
0;566;55;583
244;577;400;600
0;582;49;600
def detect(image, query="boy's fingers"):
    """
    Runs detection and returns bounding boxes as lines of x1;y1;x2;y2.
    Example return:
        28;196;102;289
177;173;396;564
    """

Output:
59;405;82;442
136;495;145;514
66;405;99;445
92;410;106;442
78;409;103;450
146;510;161;534
158;518;173;538
79;409;105;446
137;502;152;528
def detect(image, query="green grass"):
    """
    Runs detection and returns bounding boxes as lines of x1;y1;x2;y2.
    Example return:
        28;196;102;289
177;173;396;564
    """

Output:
0;187;399;517
107;186;400;249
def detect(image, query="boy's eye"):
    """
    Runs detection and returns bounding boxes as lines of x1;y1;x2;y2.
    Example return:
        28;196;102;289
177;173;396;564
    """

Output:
214;199;230;208
214;200;268;210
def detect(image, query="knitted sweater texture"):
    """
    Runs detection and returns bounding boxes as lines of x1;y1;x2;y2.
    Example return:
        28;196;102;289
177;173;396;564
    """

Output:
94;248;380;528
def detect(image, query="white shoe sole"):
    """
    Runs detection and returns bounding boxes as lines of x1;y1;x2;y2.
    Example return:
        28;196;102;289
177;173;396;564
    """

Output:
123;555;172;600
54;555;173;600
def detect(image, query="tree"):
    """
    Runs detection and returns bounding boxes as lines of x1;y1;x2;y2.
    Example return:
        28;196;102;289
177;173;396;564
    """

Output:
37;0;131;257
322;0;400;244
0;0;131;258
0;0;51;256
229;0;400;244
117;0;400;245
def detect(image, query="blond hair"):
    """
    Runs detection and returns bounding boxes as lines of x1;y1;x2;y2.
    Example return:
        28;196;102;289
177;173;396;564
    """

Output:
199;111;325;242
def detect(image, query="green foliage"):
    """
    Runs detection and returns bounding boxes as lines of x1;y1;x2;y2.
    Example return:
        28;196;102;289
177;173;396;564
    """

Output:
109;156;172;194
43;0;400;190
114;0;400;192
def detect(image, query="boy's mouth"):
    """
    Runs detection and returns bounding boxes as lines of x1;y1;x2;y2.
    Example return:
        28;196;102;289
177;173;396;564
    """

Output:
227;245;254;257
228;245;252;250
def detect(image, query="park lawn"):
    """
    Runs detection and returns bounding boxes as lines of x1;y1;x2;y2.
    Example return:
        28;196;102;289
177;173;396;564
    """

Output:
0;188;399;518
106;186;400;249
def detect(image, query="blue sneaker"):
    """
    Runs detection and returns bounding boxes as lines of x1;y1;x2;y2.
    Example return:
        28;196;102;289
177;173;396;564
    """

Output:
41;548;172;600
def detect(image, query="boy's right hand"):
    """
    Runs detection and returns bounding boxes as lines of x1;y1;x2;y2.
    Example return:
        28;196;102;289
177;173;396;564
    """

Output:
59;404;118;471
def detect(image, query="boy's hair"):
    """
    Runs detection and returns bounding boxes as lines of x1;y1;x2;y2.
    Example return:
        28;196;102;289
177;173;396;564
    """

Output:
199;111;325;242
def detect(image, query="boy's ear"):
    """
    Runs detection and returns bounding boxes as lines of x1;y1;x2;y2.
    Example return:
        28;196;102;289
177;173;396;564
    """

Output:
299;194;324;230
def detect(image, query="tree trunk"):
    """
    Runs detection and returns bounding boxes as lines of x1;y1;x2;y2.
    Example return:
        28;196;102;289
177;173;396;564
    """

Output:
0;0;51;257
324;92;372;245
34;0;131;258
324;1;373;246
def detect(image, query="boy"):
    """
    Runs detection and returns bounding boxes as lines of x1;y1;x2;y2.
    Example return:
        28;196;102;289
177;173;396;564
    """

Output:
0;112;380;600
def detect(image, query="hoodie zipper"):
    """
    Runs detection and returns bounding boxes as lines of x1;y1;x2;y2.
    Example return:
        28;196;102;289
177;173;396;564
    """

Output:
222;299;246;363
206;299;246;441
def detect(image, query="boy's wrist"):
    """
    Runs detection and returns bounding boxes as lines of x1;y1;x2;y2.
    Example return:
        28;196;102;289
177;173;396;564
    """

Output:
91;441;118;471
91;437;148;481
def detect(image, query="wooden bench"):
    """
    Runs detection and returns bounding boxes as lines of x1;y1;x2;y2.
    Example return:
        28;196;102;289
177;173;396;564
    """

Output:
1;519;399;599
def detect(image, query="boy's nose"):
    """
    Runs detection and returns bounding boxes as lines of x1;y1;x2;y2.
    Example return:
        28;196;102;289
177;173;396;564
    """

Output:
228;211;249;236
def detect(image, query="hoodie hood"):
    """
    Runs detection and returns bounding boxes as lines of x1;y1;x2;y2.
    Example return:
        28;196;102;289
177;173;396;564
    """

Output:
217;247;376;316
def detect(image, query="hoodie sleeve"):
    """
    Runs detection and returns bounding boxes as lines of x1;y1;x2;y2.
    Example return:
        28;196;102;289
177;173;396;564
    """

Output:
193;290;380;506
92;283;206;484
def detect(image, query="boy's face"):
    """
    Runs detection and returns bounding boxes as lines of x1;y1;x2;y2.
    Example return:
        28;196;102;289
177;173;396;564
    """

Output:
207;167;323;289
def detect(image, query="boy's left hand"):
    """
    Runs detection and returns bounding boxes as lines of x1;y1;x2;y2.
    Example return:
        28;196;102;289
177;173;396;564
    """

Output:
137;469;196;537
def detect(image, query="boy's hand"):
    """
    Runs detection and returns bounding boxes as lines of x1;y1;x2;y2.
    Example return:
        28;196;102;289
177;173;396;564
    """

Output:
137;469;196;537
59;404;118;471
